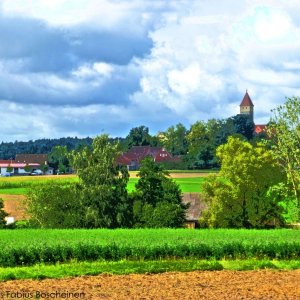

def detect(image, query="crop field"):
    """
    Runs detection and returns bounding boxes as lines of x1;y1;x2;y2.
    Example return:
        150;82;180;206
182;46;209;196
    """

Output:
0;173;208;195
0;229;299;267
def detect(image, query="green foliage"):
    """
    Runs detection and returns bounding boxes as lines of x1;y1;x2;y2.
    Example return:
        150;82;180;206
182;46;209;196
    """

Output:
157;160;188;170
26;182;83;228
140;202;186;228
6;166;13;173
23;165;31;173
186;115;254;169
0;198;8;228
48;145;70;173
39;164;49;174
124;126;160;149
201;137;286;228
2;259;300;281
161;123;188;156
70;134;132;228
0;229;299;267
267;96;300;220
26;135;132;228
0;137;94;160
132;157;187;227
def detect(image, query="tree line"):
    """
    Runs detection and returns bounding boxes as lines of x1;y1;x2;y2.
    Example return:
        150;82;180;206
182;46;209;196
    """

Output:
25;135;187;229
0;112;259;171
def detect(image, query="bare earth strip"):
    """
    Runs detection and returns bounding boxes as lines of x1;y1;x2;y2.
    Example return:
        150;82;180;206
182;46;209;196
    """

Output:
0;270;299;299
2;194;26;220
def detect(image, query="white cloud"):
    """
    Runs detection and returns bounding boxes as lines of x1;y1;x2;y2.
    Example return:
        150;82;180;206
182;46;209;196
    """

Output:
1;0;300;141
72;62;114;79
130;1;300;126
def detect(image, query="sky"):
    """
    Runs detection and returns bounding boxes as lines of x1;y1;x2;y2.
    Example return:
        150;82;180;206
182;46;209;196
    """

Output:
0;0;300;142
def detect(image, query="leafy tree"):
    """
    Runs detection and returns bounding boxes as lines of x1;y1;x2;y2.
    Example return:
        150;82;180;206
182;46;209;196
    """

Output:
24;165;31;173
6;166;13;173
125;126;152;148
71;135;132;228
139;202;186;228
161;123;188;156
267;97;300;220
227;114;254;140
186;121;216;169
124;126;160;149
200;137;286;228
132;156;187;227
26;135;132;228
40;164;49;174
26;182;82;228
0;198;8;228
48;145;70;173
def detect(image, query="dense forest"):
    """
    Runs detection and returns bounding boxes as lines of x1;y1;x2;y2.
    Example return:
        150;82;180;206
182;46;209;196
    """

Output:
0;137;95;160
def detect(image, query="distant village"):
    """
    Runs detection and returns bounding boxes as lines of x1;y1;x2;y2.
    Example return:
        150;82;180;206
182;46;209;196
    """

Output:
0;91;266;176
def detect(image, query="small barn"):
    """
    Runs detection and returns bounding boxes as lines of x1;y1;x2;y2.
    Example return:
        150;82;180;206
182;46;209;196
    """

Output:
182;193;207;229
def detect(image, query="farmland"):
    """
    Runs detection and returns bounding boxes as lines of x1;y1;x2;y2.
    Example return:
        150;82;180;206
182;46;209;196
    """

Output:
0;172;299;286
0;173;209;195
0;229;299;267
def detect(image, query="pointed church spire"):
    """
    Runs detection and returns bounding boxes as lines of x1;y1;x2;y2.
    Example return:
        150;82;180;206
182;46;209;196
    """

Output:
240;90;254;107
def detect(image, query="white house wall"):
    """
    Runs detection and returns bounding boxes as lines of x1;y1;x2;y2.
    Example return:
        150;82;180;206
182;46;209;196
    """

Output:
0;167;8;175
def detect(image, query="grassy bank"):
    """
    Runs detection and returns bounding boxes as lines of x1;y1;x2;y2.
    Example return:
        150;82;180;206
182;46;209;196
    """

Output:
0;259;299;281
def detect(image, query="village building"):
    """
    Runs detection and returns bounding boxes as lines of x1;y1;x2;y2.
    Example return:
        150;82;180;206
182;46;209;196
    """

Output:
117;146;181;170
0;154;53;176
239;90;267;135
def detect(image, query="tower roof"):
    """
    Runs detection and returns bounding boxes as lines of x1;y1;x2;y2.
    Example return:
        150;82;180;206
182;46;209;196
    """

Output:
240;91;254;107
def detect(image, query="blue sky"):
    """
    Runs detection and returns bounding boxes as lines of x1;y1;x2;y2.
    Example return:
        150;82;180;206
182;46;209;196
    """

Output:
0;0;300;141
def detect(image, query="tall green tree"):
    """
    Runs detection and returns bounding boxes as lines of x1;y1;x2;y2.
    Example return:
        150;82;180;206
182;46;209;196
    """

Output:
200;137;286;228
48;145;70;173
267;96;300;220
132;156;187;227
162;123;188;156
71;135;132;228
125;126;152;148
186;121;216;169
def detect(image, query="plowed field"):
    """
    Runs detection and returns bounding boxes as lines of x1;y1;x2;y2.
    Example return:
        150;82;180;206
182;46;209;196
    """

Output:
0;270;299;299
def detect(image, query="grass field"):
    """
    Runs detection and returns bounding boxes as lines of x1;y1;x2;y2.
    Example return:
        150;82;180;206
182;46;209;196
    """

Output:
0;173;208;195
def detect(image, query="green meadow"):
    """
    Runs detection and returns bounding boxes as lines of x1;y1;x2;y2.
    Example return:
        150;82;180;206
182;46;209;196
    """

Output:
0;174;207;195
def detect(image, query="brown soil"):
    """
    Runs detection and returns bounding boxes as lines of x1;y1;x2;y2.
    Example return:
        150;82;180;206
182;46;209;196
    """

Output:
2;194;26;220
0;270;299;299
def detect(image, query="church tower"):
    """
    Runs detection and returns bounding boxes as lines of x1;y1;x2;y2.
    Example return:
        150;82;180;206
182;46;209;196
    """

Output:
239;90;254;123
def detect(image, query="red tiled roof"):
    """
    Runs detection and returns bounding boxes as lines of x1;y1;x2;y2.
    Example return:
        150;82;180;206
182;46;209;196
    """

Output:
254;124;267;134
0;160;14;164
240;91;254;107
117;146;180;166
15;154;48;165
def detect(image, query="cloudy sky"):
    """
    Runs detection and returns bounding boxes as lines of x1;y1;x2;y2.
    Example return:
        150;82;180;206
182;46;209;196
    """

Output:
0;0;299;141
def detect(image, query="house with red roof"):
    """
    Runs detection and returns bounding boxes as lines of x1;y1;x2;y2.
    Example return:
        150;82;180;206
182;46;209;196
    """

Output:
117;146;181;170
0;154;53;176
